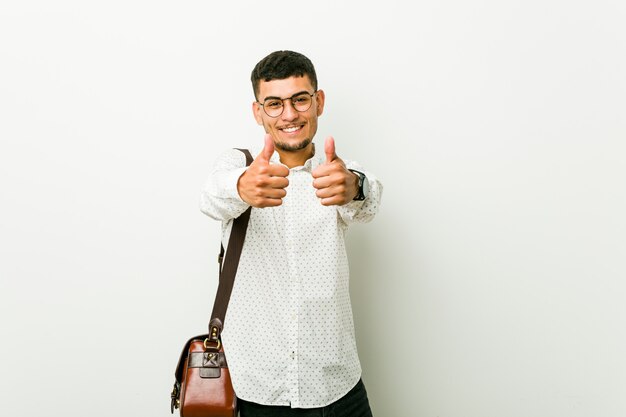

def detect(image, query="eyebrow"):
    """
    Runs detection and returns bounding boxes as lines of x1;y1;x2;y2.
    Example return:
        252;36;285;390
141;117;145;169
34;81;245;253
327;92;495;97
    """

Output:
262;90;310;101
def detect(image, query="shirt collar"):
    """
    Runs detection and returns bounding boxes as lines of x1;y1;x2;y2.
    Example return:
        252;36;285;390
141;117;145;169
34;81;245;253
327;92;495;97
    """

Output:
268;143;323;172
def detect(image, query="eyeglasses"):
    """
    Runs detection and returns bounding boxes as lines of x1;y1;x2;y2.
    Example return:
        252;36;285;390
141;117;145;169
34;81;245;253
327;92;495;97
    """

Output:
257;91;317;118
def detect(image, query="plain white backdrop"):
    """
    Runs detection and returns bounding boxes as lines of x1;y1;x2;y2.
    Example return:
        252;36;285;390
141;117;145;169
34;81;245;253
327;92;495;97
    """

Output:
1;1;625;416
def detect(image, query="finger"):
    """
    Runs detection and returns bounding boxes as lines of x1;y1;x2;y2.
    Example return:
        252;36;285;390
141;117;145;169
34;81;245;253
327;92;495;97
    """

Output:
320;196;343;206
312;176;333;190
257;197;284;208
324;136;336;164
311;164;333;179
315;184;345;199
266;176;289;189
249;174;288;189
257;134;275;162
262;188;287;199
267;163;290;177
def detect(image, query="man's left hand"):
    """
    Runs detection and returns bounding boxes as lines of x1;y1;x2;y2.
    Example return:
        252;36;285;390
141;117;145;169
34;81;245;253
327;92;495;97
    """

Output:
312;136;359;206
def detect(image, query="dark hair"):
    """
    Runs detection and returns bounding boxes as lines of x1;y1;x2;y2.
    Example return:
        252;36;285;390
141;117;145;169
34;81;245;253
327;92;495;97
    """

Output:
251;50;318;99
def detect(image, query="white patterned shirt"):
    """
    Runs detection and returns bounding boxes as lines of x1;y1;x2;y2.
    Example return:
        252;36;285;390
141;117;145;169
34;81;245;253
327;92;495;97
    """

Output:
199;146;382;408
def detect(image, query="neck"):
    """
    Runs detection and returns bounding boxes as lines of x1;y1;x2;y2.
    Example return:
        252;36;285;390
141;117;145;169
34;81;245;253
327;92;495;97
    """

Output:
276;143;315;168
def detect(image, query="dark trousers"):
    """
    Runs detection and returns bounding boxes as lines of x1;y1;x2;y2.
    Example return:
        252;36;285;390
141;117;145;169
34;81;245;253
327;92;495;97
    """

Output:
238;379;373;417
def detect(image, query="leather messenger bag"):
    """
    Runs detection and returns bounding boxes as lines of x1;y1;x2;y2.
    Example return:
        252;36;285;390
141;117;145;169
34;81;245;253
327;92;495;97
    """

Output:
170;148;253;417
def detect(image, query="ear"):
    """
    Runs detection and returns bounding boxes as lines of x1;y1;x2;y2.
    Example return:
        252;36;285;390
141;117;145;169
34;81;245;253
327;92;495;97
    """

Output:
252;101;264;125
315;89;325;117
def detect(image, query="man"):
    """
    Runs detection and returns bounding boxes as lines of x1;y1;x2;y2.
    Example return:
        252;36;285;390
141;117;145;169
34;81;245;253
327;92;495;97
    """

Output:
200;50;382;416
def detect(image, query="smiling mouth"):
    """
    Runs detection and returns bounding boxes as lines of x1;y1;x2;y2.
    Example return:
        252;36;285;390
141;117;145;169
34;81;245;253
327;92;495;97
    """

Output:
280;125;303;133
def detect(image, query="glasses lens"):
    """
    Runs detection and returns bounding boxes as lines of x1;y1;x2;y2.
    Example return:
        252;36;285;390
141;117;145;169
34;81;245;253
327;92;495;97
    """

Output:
263;99;283;117
292;93;312;112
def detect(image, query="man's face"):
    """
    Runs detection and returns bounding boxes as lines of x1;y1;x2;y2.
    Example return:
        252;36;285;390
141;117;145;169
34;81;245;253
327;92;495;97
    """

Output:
253;75;325;153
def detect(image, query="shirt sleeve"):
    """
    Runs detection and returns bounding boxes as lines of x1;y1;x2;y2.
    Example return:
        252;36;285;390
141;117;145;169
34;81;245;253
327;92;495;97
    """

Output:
199;148;251;221
336;160;383;225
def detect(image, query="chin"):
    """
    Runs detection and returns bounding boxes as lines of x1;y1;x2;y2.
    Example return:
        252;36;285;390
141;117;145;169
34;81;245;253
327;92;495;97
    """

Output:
275;137;312;152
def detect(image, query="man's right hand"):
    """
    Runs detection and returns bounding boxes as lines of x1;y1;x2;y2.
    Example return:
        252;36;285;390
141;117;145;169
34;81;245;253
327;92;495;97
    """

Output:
237;134;289;207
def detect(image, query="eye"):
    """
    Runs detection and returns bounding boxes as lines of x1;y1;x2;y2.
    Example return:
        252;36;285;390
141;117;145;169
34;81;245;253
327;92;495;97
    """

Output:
292;95;309;104
265;100;282;109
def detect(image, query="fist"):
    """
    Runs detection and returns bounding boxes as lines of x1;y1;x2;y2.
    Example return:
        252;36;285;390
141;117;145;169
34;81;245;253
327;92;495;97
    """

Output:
237;134;289;207
311;136;359;206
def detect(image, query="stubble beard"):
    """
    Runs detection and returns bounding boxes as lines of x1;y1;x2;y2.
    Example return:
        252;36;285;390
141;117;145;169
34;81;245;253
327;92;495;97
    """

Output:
274;137;312;152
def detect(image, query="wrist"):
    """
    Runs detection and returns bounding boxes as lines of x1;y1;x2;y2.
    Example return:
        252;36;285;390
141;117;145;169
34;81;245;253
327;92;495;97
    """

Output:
348;169;368;201
236;169;252;204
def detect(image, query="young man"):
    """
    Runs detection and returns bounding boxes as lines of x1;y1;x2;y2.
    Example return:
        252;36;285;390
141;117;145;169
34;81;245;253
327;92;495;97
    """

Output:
200;50;382;417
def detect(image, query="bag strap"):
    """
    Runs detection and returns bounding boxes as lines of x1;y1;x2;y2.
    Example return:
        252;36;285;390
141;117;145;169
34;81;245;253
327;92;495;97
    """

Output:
173;148;253;387
207;148;253;342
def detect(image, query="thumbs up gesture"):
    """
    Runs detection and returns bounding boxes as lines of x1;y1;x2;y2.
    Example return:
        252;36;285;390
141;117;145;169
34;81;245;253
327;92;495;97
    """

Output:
311;136;359;206
237;134;290;207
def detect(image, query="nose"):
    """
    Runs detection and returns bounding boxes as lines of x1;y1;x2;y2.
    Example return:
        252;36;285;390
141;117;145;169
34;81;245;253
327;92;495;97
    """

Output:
281;99;298;121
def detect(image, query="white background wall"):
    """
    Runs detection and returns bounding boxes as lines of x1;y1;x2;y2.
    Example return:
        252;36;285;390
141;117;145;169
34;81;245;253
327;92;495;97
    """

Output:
1;1;625;416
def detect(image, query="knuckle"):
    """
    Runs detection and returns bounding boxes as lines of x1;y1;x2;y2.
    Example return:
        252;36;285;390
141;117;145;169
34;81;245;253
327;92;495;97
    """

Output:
254;177;268;188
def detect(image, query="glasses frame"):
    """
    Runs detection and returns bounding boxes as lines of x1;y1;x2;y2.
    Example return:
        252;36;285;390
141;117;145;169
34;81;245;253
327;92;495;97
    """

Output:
257;91;318;118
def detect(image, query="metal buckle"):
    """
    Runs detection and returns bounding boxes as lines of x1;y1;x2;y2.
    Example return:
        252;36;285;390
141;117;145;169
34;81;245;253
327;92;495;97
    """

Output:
203;338;221;350
170;382;180;414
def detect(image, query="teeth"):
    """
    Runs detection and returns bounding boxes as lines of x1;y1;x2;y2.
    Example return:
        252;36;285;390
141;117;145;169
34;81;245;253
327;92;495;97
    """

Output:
282;126;300;133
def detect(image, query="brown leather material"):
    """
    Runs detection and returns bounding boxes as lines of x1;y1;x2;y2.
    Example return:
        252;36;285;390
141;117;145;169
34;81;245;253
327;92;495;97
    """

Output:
178;341;237;417
187;352;228;369
174;334;207;384
199;368;221;378
210;206;252;326
208;318;223;343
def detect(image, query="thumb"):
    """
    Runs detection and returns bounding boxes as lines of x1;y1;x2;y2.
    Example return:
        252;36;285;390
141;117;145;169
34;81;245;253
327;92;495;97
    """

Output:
258;134;274;162
324;136;336;164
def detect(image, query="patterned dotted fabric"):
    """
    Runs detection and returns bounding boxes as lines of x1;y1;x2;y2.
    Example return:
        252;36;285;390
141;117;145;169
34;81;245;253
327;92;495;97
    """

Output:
199;146;382;408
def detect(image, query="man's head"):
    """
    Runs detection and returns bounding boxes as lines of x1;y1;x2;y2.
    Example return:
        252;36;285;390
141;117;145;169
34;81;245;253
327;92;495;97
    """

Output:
251;50;318;100
251;51;325;155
